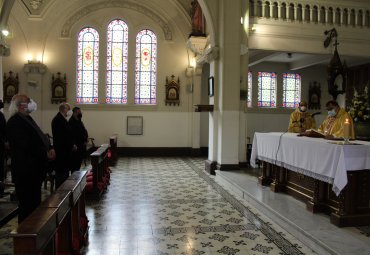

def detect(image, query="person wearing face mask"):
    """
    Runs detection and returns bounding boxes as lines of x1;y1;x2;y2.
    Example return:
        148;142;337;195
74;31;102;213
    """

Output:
52;102;77;188
288;101;316;133
317;100;355;139
69;107;88;172
6;94;55;222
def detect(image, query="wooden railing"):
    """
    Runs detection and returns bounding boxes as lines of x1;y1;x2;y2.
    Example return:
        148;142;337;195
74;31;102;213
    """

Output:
11;171;88;254
86;144;110;200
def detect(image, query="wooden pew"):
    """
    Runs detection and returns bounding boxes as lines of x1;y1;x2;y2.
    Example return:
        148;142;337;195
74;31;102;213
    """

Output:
0;201;18;228
12;207;58;254
109;134;118;166
86;144;110;200
57;171;88;252
11;171;88;255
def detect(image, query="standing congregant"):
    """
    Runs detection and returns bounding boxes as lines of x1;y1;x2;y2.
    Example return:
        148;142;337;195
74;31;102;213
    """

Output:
6;94;55;222
69;107;88;172
0;100;6;196
52;102;76;188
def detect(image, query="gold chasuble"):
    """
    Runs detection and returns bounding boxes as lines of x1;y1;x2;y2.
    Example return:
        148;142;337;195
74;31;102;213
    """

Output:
318;108;356;139
288;109;316;133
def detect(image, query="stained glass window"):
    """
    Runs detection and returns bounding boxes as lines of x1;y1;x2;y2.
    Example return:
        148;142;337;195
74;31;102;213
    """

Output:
247;71;252;107
282;73;301;108
257;72;276;108
135;29;157;104
76;27;99;104
106;19;129;104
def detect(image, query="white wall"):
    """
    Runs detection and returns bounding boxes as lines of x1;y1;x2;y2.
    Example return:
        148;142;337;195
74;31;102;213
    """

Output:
2;1;198;148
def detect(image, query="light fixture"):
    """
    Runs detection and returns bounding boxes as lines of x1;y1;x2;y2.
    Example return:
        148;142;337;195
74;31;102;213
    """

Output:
190;57;196;68
36;54;43;63
240;17;244;25
1;29;9;37
26;54;33;62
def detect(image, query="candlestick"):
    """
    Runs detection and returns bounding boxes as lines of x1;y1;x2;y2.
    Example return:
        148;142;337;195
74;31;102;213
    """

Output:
343;118;350;144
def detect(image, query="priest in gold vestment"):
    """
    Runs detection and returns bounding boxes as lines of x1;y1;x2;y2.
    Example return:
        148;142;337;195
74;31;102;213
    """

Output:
288;101;316;133
318;100;355;139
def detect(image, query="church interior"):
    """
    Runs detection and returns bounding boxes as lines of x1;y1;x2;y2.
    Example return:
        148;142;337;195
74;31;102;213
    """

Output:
0;0;370;254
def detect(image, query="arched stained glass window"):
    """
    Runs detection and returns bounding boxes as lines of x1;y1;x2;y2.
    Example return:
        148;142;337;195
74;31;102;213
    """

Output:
135;29;157;104
257;72;276;108
247;71;252;107
283;73;301;108
76;27;99;104
106;19;129;104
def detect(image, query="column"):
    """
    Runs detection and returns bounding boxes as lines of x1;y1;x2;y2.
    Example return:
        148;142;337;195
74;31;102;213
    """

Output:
23;62;47;125
214;0;241;170
192;66;203;155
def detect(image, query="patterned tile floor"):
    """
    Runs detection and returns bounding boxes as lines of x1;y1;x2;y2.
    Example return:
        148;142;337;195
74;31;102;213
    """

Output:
1;157;318;255
82;157;315;255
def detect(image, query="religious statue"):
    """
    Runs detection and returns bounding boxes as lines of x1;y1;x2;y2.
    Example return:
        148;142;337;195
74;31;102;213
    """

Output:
190;0;206;36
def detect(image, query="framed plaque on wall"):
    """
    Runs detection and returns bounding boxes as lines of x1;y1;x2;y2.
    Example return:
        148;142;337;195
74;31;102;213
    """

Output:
127;116;143;135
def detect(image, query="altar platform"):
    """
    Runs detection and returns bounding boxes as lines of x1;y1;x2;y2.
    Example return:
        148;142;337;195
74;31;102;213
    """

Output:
215;168;370;255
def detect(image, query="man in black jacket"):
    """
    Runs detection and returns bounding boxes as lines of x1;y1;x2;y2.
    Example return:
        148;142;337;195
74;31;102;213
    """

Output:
52;102;76;188
69;107;88;172
6;94;55;222
0;100;6;196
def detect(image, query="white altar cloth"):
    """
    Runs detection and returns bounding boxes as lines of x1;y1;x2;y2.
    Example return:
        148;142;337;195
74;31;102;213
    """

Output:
250;132;370;195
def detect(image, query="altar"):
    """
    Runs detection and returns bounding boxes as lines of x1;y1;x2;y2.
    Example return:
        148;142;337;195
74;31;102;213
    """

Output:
250;132;370;227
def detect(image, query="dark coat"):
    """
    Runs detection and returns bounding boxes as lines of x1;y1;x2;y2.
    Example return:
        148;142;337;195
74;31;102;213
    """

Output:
0;111;6;145
69;117;88;150
6;113;49;184
51;112;74;164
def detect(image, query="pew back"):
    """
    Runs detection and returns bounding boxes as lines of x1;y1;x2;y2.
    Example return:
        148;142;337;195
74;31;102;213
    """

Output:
11;171;88;255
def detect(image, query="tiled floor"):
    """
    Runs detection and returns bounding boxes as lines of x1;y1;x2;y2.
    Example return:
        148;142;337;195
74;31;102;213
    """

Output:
0;158;317;255
83;157;314;255
215;169;370;255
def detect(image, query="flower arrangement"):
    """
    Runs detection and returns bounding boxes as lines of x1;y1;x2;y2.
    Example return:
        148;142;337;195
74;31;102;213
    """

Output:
348;87;370;122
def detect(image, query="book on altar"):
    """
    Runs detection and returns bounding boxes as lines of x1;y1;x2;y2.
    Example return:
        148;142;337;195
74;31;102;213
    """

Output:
303;129;325;138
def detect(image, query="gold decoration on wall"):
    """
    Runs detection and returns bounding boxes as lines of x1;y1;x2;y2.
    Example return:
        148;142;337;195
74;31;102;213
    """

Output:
165;75;180;106
3;71;19;103
51;72;67;104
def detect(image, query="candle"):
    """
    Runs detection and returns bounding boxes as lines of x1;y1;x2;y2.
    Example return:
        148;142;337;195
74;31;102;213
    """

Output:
343;118;350;140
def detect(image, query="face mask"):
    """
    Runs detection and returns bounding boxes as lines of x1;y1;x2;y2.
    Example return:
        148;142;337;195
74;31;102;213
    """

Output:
66;110;73;118
27;99;37;113
77;113;82;120
328;110;336;117
300;106;307;112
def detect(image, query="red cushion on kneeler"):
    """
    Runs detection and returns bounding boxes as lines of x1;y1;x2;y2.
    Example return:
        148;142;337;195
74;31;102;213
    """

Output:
80;216;89;228
102;176;109;185
85;182;93;192
55;230;73;255
107;149;112;158
80;215;89;246
98;181;105;191
85;181;105;192
72;234;81;255
87;175;93;182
